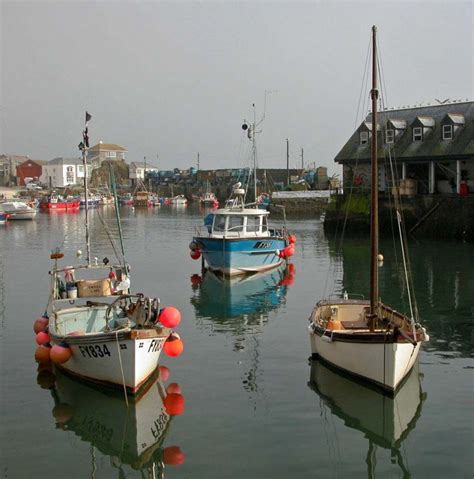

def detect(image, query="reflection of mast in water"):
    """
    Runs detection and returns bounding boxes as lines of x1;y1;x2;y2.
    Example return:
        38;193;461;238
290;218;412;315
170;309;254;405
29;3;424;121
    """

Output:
191;266;295;405
308;359;426;478
0;250;4;336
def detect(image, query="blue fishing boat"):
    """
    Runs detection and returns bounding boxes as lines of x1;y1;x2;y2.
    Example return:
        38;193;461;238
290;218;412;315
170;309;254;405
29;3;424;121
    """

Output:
190;105;296;276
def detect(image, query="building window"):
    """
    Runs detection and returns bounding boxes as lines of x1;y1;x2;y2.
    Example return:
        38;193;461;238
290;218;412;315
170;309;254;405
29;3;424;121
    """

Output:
413;127;423;142
386;129;394;144
442;124;453;140
106;151;116;158
360;131;369;145
66;166;74;183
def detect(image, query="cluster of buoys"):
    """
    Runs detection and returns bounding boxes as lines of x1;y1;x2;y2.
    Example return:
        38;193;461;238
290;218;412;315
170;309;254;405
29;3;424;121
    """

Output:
277;234;297;259
189;241;202;260
156;306;185;358
33;314;73;365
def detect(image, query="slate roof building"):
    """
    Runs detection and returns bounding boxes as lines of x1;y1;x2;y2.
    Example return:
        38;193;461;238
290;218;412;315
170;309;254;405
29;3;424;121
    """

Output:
335;101;474;195
88;142;127;169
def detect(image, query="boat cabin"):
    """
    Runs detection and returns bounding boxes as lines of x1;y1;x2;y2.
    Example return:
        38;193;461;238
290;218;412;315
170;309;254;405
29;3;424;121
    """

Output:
209;208;270;238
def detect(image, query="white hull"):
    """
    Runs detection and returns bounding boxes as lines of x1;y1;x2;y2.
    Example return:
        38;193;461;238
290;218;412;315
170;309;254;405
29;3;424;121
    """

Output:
51;334;167;392
308;325;421;391
1;202;37;220
210;258;285;276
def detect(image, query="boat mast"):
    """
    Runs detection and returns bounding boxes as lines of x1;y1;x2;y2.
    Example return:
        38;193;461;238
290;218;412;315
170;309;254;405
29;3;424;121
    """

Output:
369;26;379;320
82;112;92;266
252;103;257;203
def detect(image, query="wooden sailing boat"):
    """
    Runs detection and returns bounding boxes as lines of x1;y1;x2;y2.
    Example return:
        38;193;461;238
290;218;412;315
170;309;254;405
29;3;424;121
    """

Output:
308;26;429;393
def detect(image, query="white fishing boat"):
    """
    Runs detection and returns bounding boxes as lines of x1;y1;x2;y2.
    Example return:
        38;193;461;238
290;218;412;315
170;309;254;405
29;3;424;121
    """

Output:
168;194;187;205
308;26;428;393
37;113;183;393
0;201;37;220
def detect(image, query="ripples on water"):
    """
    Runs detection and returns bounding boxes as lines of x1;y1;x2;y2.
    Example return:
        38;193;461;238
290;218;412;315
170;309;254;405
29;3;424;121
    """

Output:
0;206;472;478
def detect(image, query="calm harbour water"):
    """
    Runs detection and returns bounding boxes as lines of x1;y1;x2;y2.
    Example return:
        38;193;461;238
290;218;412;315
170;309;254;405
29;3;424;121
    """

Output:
0;205;473;478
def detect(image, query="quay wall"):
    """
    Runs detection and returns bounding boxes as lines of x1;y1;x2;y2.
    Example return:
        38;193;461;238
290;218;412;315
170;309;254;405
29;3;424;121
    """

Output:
324;194;474;241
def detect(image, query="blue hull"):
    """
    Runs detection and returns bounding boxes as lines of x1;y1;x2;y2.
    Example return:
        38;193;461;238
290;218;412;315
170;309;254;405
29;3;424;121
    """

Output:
194;236;287;276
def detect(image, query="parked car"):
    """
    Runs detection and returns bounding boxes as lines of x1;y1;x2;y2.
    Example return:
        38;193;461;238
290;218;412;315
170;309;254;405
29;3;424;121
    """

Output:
25;183;42;191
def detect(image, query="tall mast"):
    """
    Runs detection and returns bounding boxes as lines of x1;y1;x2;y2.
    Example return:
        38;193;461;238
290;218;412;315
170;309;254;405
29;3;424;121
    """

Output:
82;112;92;266
369;26;379;318
252;103;257;203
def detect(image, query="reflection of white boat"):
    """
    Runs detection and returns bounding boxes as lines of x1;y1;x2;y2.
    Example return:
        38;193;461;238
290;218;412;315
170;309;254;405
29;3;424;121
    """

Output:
308;359;425;475
308;27;428;393
50;369;174;474
0;201;37;220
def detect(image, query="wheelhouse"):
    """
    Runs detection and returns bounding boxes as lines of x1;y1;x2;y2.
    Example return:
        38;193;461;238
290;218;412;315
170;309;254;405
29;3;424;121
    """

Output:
211;210;269;237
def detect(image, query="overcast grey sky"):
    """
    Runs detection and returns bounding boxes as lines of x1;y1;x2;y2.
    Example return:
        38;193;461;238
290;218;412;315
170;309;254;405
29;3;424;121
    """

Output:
1;1;472;174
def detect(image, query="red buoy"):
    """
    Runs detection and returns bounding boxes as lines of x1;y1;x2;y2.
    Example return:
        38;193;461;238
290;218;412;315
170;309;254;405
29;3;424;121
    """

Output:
288;234;297;244
33;317;49;334
52;403;74;424
159;307;182;328
164;393;185;415
190;274;202;286
190;249;201;260
163;446;185;465
35;345;52;363
288;263;296;274
35;331;50;346
166;382;182;394
50;344;72;364
286;244;295;257
159;365;170;381
163;338;184;357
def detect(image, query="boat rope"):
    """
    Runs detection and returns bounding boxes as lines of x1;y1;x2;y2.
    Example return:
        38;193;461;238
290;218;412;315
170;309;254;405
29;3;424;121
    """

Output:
95;208;123;265
109;164;127;268
115;330;129;408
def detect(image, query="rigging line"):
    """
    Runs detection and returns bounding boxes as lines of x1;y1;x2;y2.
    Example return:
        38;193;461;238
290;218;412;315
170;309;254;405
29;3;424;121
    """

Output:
95;208;123;265
115;330;129;408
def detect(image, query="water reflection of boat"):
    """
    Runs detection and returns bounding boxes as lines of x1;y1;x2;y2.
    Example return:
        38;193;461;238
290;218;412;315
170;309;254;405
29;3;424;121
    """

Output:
190;264;294;322
49;368;183;475
308;359;426;476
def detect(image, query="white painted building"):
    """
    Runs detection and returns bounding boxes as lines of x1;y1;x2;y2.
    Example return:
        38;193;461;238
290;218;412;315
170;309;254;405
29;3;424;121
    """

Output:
40;157;89;188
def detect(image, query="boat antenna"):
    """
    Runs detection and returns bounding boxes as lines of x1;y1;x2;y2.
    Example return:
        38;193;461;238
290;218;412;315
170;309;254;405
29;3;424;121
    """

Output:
369;26;379;326
79;111;92;266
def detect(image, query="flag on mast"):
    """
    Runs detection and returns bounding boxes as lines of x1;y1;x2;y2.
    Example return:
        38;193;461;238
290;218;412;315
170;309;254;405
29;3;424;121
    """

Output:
83;111;92;148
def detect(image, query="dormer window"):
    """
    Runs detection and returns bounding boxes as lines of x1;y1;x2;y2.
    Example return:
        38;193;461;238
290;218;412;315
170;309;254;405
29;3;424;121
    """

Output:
360;131;369;145
443;124;453;140
386;129;394;144
413;127;423;142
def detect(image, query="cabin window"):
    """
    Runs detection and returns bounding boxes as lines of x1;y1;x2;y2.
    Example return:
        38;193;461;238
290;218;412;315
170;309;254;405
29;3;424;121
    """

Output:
228;216;244;232
385;129;394;144
442;124;453;140
413;127;423;142
246;216;262;233
213;215;226;232
262;216;268;232
360;131;369;145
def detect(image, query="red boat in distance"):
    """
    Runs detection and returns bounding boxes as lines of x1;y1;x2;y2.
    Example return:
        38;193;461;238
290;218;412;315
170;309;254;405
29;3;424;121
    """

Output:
40;193;80;210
